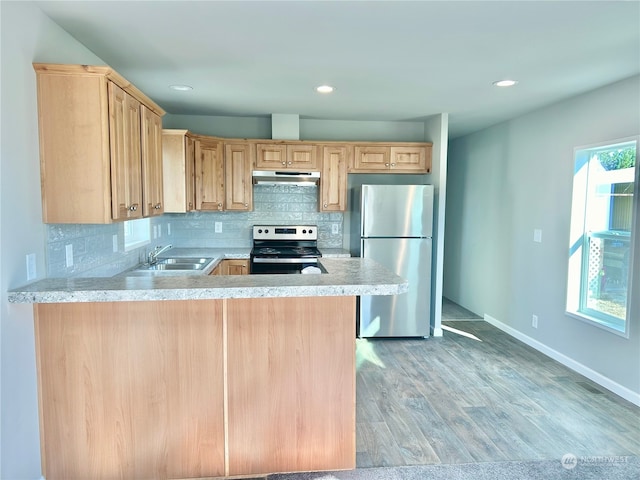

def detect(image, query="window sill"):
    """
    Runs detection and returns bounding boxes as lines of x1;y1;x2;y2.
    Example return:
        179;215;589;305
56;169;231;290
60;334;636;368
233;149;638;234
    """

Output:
565;310;629;338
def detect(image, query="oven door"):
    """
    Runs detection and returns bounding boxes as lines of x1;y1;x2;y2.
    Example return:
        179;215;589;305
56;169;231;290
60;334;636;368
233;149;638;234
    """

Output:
250;257;325;274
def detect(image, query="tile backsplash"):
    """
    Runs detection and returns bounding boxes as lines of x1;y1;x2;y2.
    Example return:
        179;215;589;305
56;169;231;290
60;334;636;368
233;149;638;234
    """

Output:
46;185;343;278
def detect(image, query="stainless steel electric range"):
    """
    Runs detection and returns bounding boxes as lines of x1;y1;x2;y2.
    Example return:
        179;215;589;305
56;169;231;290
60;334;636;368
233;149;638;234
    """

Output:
250;225;326;274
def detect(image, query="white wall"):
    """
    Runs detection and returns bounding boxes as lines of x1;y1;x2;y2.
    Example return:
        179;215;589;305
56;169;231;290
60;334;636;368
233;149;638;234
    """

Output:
0;2;105;478
444;75;640;402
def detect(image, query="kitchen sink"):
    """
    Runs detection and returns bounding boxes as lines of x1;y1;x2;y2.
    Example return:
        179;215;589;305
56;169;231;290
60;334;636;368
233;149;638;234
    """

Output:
156;257;212;265
124;257;217;275
142;263;206;271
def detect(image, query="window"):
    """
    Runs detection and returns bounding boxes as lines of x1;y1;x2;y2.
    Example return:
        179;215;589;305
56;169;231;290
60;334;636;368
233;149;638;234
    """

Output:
124;217;151;251
567;138;638;336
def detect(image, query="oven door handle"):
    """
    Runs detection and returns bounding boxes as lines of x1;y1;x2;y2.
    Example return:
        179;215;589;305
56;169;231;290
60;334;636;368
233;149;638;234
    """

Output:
252;257;319;264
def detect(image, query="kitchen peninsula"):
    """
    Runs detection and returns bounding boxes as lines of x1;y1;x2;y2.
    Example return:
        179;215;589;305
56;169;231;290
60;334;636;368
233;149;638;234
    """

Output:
9;258;406;480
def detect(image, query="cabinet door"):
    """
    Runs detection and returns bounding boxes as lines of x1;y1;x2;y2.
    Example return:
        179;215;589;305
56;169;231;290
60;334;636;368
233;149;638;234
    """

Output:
109;82;143;221
196;139;225;211
351;145;390;172
224;259;249;275
287;144;319;170
256;143;286;169
141;106;164;217
185;135;196;211
224;143;253;211
162;131;196;213
390;145;431;173
320;145;348;212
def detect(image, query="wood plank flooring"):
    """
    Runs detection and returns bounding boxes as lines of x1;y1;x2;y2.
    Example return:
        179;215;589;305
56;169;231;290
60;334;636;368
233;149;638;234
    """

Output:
355;300;640;467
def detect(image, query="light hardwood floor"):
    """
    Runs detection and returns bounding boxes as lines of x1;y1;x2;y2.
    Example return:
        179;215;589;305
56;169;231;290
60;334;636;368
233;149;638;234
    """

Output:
355;299;640;467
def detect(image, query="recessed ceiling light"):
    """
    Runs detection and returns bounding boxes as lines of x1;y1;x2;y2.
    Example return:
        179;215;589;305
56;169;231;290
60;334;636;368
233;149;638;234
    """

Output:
316;85;335;94
169;84;193;91
492;79;518;87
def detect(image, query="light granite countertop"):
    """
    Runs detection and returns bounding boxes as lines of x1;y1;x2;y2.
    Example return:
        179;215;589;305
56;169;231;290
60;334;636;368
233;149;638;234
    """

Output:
8;257;406;304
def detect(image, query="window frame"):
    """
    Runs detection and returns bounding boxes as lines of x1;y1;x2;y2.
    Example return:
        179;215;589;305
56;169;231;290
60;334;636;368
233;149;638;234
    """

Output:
566;136;638;338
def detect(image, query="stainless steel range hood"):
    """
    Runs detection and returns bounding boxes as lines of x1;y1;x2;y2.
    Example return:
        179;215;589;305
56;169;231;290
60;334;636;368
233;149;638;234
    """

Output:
252;170;320;186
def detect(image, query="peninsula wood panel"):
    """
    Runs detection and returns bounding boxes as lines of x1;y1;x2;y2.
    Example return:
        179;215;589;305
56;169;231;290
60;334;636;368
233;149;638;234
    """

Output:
34;301;225;480
226;296;356;476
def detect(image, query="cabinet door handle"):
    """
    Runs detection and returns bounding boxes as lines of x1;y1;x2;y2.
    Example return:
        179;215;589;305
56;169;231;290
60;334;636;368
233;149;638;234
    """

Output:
391;163;396;167
244;203;248;207
324;203;328;208
129;204;139;212
154;203;162;210
281;161;286;165
385;163;390;167
287;161;292;165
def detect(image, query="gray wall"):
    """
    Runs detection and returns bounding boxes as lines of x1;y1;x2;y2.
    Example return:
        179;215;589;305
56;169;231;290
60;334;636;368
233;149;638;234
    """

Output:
1;2;105;478
444;75;640;401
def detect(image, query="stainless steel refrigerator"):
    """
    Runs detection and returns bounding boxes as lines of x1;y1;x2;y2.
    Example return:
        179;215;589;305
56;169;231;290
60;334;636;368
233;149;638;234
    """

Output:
358;184;434;338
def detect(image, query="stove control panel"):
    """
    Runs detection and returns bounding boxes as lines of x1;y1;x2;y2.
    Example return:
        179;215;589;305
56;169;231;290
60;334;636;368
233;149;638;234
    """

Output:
253;225;317;241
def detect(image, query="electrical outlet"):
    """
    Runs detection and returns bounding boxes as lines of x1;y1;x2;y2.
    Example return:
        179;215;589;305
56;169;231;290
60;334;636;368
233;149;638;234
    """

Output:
215;222;222;233
532;314;538;328
533;229;542;243
332;224;339;235
26;253;36;281
65;244;73;268
112;234;118;252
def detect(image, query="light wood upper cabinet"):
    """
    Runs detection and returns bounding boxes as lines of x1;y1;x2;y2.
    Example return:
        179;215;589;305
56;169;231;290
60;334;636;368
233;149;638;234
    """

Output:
224;142;253;211
162;129;196;213
177;134;253;212
320;145;349;212
34;63;165;224
195;137;225;211
350;143;432;173
141;106;164;217
256;142;319;171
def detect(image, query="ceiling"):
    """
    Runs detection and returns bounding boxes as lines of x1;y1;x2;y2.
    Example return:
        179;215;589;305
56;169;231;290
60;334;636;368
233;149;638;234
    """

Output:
34;0;640;138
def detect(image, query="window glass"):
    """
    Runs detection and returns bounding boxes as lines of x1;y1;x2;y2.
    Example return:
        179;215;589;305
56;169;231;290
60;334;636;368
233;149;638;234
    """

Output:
567;138;637;335
124;217;151;251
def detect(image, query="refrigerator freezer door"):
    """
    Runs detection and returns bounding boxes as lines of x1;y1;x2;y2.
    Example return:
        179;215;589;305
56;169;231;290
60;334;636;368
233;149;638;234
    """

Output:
361;184;434;238
359;237;432;337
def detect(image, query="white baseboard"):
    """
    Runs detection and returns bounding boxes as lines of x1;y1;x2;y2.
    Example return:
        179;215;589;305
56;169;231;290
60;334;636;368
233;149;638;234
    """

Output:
484;314;640;407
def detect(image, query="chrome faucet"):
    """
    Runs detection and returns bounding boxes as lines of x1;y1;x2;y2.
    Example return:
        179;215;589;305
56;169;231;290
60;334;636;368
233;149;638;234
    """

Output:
148;244;173;265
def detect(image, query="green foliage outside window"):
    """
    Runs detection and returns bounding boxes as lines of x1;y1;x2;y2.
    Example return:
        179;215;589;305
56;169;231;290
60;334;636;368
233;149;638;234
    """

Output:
597;147;636;171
